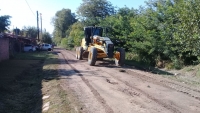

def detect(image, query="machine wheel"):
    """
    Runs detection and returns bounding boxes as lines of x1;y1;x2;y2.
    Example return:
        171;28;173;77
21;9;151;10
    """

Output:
78;47;83;60
88;47;97;66
115;48;125;66
75;47;79;59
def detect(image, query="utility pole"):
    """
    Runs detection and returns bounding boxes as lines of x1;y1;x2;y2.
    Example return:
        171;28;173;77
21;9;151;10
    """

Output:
37;11;39;41
40;13;42;38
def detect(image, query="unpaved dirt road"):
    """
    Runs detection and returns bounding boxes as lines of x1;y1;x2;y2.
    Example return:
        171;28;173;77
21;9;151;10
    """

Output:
57;48;200;113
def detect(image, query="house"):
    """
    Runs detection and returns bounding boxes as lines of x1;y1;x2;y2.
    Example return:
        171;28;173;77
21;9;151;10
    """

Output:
0;33;38;62
0;33;9;62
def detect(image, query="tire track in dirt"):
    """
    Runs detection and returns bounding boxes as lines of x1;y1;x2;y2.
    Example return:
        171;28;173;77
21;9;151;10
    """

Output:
65;50;181;113
60;51;114;113
86;66;181;113
124;69;200;101
67;49;200;101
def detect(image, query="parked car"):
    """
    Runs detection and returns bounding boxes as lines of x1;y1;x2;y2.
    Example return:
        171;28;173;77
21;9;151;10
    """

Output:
41;44;52;51
23;44;36;52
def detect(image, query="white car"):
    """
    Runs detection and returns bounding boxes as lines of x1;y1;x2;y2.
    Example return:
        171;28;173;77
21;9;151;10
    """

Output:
41;44;52;51
23;44;36;52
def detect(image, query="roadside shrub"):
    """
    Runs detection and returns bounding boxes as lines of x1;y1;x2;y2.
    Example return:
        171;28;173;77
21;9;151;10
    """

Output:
125;52;154;66
125;52;139;61
67;36;74;48
60;38;68;49
60;37;74;50
172;57;184;70
165;62;174;70
53;37;62;46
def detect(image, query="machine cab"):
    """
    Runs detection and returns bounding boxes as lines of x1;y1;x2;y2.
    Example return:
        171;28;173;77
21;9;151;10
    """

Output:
84;26;103;45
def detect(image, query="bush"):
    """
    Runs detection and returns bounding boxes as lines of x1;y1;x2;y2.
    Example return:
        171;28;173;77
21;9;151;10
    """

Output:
60;38;68;49
125;52;153;66
172;57;184;70
60;37;74;49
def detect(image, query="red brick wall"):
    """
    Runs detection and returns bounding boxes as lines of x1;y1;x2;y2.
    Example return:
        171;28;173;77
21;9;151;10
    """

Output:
0;38;9;62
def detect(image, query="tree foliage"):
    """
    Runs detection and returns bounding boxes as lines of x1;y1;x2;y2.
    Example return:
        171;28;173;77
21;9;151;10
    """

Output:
60;38;68;48
20;26;38;38
53;0;200;68
99;0;200;66
68;22;84;46
0;15;11;32
42;32;52;44
52;8;77;38
19;26;52;44
77;0;115;25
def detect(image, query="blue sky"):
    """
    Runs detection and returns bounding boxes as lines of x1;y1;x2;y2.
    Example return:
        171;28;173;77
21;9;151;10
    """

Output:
0;0;146;34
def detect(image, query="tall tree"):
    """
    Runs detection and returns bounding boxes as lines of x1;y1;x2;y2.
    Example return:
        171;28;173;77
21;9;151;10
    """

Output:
77;0;115;25
99;7;136;49
0;15;11;32
52;8;77;38
42;32;52;44
68;22;84;46
20;26;38;38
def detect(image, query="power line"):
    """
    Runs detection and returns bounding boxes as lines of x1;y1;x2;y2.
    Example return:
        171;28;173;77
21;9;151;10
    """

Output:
24;0;35;17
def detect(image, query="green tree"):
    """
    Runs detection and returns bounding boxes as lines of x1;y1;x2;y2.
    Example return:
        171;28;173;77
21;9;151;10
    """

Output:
20;26;38;38
128;0;179;65
0;15;11;32
172;0;200;57
52;35;62;46
61;38;68;48
52;8;77;38
77;0;115;25
99;7;136;49
53;0;200;67
60;37;74;49
131;0;200;66
42;32;52;44
68;22;84;46
146;0;200;65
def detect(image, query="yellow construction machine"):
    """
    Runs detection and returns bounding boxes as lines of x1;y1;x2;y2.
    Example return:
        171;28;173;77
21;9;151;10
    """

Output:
75;26;125;66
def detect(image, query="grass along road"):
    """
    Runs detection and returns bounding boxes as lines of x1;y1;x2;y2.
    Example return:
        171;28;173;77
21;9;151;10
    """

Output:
0;51;74;113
